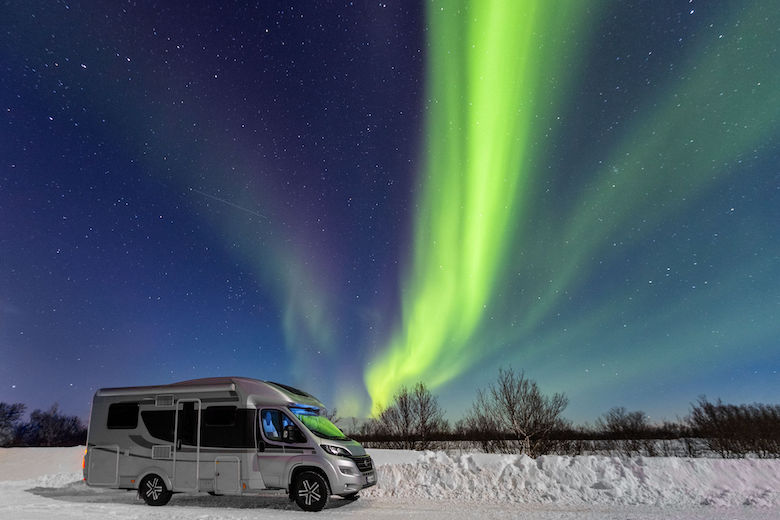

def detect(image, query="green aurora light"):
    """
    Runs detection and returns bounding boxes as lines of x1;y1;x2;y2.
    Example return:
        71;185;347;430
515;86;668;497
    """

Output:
365;1;780;414
498;3;780;400
365;0;596;413
522;4;780;331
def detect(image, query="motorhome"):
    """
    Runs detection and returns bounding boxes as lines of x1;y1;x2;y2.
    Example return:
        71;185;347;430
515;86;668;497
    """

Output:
83;377;376;511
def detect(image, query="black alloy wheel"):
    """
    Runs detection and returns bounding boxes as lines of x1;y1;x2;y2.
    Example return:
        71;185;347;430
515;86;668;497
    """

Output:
139;474;173;506
294;470;330;511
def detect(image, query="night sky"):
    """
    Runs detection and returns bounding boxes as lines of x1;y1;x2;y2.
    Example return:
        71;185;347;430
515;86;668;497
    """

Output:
1;1;778;424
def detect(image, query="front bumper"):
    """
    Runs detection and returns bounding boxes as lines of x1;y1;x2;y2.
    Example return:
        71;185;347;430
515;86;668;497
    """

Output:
361;469;377;488
329;456;377;495
333;469;376;495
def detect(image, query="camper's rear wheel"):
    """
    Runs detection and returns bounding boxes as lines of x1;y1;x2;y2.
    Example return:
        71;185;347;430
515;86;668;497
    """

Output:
293;470;330;511
139;474;172;506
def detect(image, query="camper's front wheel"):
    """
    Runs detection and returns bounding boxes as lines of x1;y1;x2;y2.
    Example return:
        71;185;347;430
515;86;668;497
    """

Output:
139;474;172;506
293;470;330;512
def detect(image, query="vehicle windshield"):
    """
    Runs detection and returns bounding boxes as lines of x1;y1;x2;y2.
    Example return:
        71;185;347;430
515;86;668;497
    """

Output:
290;407;348;440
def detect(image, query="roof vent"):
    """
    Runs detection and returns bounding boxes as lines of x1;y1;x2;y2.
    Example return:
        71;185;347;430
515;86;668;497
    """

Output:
155;394;174;407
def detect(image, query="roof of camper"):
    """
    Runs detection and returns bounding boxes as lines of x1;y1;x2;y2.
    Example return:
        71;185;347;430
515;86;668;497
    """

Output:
95;376;325;408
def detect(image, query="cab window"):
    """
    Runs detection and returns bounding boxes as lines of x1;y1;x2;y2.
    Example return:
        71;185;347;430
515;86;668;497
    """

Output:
260;409;305;443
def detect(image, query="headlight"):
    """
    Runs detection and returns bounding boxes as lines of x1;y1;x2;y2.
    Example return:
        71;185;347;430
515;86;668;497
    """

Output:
321;444;351;457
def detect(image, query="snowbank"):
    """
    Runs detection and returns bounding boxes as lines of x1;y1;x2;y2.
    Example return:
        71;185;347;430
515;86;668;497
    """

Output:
1;446;778;509
0;447;84;483
364;449;780;507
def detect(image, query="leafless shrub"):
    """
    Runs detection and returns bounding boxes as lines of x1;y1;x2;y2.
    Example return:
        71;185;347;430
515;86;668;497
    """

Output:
688;396;780;458
412;382;448;450
463;368;569;457
0;402;26;446
323;407;341;426
682;437;700;458
354;388;779;459
597;407;649;436
596;407;651;457
17;404;86;447
344;416;359;436
659;439;676;457
373;382;447;450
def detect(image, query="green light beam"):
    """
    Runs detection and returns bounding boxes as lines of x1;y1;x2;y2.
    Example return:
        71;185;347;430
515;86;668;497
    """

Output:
521;4;780;329
365;0;595;413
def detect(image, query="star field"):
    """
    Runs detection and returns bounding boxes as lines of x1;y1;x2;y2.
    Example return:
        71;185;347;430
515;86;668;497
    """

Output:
0;1;777;423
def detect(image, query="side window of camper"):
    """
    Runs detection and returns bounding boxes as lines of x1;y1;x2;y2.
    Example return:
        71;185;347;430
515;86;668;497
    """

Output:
107;403;139;429
203;406;236;427
260;409;304;444
141;410;175;442
200;407;254;448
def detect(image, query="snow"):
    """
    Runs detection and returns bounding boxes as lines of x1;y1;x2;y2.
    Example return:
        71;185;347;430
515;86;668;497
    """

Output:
366;449;780;507
0;446;778;519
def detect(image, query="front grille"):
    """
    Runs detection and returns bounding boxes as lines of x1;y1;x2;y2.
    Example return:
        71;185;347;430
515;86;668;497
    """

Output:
352;455;373;473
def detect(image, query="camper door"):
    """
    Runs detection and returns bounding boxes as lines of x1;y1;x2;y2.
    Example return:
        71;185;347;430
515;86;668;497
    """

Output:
172;399;201;491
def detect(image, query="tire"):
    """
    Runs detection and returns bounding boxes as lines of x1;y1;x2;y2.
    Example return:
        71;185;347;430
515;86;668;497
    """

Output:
139;474;172;506
293;470;330;512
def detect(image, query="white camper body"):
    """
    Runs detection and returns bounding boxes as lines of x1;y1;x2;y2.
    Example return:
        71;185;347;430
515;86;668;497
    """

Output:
84;377;375;511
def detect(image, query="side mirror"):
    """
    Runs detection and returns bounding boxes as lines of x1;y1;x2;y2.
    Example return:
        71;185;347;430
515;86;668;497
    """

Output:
282;424;303;443
257;440;265;452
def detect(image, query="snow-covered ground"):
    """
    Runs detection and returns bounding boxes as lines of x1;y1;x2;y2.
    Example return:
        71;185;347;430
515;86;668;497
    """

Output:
1;447;778;519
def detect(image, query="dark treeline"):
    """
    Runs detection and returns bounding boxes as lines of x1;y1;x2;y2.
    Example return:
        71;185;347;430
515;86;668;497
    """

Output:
348;368;780;459
0;403;87;447
2;370;779;458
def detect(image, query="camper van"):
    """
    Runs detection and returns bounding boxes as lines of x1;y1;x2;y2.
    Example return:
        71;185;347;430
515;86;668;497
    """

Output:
83;377;376;511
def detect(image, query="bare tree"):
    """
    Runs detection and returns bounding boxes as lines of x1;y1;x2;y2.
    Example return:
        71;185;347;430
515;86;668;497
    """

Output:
0;402;26;446
463;396;508;453
377;386;416;449
411;382;447;450
19;404;86;447
347;417;359;436
376;382;447;450
689;396;780;458
596;407;651;456
597;407;649;436
323;407;341;426
465;367;568;457
358;417;382;439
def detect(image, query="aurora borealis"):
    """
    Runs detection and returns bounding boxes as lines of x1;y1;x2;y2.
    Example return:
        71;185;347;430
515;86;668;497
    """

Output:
365;0;596;411
1;1;778;423
367;0;780;413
